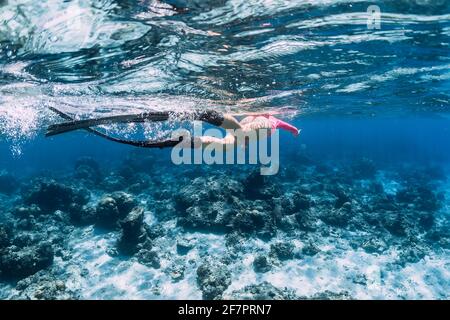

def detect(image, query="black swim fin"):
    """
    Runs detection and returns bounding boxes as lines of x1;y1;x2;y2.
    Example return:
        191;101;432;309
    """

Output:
46;109;225;137
46;107;186;148
46;111;170;137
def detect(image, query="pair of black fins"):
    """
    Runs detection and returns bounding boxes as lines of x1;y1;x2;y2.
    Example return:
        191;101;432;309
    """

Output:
46;107;225;148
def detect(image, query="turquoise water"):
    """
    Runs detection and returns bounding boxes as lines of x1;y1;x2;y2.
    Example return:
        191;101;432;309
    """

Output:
0;0;449;299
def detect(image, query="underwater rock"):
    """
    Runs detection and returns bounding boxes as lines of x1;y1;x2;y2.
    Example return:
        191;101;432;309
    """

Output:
175;176;242;210
321;204;352;227
116;207;147;255
333;190;351;209
136;249;160;269
176;176;243;232
225;282;298;300
152;196;177;222
176;237;195;255
73;157;102;184
399;166;447;186
233;209;267;233
0;242;54;280
0;224;11;250
101;174;127;192
94;192;137;229
16;218;35;231
24;180;89;213
361;237;388;254
117;165;136;181
178;203;233;232
425;227;450;250
177;176;279;237
196;260;231;300
381;212;408;237
279;191;312;214
110;192;137;216
276;192;313;232
252;255;272;273
95;196;120;228
351;158;377;179
11;234;35;248
69;205;97;226
14;204;42;218
350;273;368;286
423;165;447;181
279;167;301;182
396;185;442;213
165;260;186;282
417;211;435;230
243;171;280;200
127;173;152;194
372;190;439;236
234;202;276;239
243;171;266;200
0;171;18;194
301;241;320;256
277;214;298;232
292;191;312;211
397;243;427;265
14;271;79;299
294;211;317;231
146;223;167;240
278;196;296;215
309;290;353;300
370;181;385;194
1;150;447;299
224;231;246;250
369;194;398;213
269;242;295;261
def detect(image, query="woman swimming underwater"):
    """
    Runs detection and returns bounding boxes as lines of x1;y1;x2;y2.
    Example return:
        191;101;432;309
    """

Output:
46;108;300;148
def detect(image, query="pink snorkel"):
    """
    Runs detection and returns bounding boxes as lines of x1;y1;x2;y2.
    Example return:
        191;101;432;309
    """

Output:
266;115;300;136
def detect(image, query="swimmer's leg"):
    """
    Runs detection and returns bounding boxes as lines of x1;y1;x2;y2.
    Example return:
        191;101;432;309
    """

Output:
46;109;230;137
47;107;184;148
46;112;170;137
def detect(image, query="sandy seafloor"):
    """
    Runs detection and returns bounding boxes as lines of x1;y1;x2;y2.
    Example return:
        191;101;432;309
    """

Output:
0;146;448;300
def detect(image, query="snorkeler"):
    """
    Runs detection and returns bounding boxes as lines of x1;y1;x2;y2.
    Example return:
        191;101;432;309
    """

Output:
46;108;299;148
184;112;300;149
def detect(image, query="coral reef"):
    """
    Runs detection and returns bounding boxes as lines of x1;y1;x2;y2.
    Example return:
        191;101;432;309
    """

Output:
24;180;89;213
12;271;79;299
116;207;147;255
196;260;231;300
0;241;54;280
94;192;137;229
225;282;298;300
252;255;272;273
0;154;448;300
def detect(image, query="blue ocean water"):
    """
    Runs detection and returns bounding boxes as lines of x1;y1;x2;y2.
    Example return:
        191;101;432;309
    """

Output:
0;0;449;299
